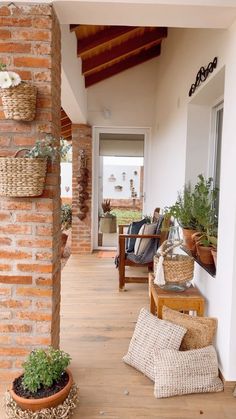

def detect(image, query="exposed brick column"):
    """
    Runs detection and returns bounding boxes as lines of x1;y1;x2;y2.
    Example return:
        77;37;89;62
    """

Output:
0;4;61;388
72;124;93;253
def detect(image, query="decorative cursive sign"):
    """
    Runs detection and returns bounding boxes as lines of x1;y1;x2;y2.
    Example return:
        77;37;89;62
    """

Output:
189;57;218;97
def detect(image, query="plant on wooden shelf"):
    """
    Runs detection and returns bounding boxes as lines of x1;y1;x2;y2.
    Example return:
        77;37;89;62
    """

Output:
0;61;37;121
7;347;77;413
61;203;72;257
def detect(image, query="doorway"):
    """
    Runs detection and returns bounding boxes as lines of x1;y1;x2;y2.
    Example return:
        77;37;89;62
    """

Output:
93;127;150;249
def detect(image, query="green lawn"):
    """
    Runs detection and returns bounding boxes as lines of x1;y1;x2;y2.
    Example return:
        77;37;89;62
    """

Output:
111;208;142;226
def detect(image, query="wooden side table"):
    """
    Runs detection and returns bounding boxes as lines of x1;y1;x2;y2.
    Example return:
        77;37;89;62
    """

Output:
149;273;205;318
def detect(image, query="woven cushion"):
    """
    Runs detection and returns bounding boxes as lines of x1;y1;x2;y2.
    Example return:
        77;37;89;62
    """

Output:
162;306;217;350
123;308;187;381
134;223;157;256
126;219;147;253
153;346;223;398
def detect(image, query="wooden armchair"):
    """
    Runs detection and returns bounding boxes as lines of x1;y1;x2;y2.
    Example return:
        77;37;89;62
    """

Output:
118;212;170;291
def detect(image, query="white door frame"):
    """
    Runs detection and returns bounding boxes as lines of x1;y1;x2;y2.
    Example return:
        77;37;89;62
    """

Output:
92;126;151;250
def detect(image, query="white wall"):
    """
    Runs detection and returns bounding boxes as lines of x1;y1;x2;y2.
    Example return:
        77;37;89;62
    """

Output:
103;164;141;199
148;24;236;380
61;24;87;123
61;162;72;198
87;58;160;127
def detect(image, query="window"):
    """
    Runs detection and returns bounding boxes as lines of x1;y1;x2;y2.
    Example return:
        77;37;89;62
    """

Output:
211;102;223;188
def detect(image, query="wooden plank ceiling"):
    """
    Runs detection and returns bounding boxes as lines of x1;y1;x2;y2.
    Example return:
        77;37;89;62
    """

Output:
70;25;168;87
61;108;72;141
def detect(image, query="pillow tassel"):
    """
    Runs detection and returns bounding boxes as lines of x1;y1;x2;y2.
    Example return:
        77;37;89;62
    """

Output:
154;255;166;286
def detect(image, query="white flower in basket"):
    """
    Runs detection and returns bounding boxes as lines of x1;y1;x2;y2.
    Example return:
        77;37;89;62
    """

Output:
0;66;21;88
0;62;36;121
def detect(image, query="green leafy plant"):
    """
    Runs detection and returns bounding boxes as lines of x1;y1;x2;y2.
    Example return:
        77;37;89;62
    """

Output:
61;203;72;232
192;174;218;234
167;183;197;229
25;135;71;160
22;348;71;393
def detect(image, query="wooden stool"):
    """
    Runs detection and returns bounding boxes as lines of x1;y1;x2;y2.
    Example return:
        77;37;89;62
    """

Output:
149;273;205;318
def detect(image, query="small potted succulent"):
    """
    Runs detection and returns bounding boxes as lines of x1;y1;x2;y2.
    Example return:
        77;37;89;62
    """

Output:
0;61;37;121
8;347;75;412
61;203;72;256
99;199;117;233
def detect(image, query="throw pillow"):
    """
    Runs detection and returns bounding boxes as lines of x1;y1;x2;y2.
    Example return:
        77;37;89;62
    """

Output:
153;346;223;398
162;306;217;350
126;218;147;253
123;308;187;381
134;223;157;256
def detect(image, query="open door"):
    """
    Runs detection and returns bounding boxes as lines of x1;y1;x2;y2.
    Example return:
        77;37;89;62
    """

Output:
93;128;149;250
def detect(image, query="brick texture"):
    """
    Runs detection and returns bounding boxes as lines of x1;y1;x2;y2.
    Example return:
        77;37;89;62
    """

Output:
0;4;61;386
72;125;92;254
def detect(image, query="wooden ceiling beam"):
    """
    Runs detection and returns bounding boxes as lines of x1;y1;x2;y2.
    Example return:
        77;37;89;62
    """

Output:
82;27;167;75
77;25;139;55
85;44;161;88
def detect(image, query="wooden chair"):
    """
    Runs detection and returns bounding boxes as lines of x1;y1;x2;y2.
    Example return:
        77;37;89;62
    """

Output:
118;211;170;291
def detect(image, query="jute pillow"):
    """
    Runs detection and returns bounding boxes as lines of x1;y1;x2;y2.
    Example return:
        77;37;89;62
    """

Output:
162;306;217;350
123;308;187;381
153;346;223;398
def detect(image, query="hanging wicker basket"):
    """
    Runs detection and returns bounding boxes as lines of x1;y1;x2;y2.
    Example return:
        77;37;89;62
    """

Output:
154;240;194;283
0;149;47;197
0;82;37;121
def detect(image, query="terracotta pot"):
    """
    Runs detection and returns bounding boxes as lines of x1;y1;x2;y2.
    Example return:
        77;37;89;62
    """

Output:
10;369;73;412
211;249;217;267
196;243;214;265
61;232;68;257
182;228;197;253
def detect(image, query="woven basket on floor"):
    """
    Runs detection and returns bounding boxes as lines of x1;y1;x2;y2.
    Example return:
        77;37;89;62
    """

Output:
154;241;194;283
0;82;37;121
0;150;47;197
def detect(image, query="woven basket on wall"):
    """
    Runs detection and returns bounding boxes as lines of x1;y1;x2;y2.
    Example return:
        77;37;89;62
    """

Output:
0;83;37;121
0;150;47;197
154;240;194;283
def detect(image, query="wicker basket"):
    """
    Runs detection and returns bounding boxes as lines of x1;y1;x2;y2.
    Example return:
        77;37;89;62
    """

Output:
0;150;47;197
0;82;37;121
154;240;194;284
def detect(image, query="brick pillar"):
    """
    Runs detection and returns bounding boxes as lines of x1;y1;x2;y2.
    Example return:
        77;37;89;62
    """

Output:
0;4;61;388
72;124;93;253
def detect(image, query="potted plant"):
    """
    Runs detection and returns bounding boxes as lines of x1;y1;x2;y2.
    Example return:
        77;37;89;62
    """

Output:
168;183;198;252
0;134;71;198
61;203;72;257
99;199;117;233
192;175;218;265
0;62;37;121
8;347;74;412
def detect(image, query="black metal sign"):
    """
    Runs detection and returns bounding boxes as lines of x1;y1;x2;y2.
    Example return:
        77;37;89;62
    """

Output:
189;57;218;97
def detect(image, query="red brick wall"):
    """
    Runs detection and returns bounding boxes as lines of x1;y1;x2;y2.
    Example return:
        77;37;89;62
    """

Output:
72;124;92;253
110;198;143;210
0;4;61;388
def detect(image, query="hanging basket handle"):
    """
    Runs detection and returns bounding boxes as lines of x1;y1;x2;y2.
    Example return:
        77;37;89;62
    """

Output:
14;149;30;158
157;239;183;257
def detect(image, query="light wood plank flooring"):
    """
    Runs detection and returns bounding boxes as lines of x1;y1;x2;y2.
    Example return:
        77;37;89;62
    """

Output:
60;254;236;419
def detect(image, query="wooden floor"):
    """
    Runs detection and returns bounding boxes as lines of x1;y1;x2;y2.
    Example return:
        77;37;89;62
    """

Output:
0;253;235;418
60;254;236;419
